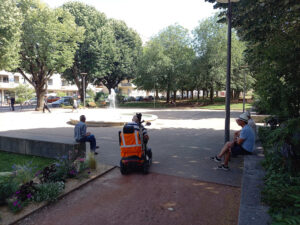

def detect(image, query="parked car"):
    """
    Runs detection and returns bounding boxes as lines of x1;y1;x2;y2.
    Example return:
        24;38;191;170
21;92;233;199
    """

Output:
51;96;73;107
47;96;60;103
135;96;144;101
24;97;37;105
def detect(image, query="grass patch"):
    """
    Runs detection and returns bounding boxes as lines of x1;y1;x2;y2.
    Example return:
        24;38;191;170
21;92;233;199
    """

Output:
118;101;172;108
199;103;252;110
0;151;56;173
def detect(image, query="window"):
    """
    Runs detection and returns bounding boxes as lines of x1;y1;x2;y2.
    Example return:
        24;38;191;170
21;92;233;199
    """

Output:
48;79;53;85
2;76;9;83
14;76;19;83
61;80;68;86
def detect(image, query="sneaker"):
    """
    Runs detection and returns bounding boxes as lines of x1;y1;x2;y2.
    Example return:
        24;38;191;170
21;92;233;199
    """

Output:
95;146;99;149
94;152;98;155
210;156;221;163
217;164;229;171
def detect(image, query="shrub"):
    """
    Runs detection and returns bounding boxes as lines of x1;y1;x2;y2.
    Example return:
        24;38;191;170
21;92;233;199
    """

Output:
0;175;19;205
13;163;35;184
259;118;300;224
33;181;64;202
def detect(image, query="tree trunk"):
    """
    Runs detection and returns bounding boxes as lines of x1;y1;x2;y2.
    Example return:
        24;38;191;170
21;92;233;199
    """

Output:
173;91;176;102
191;90;194;99
166;90;170;103
210;86;214;103
36;88;46;111
181;89;184;99
216;91;219;97
155;89;159;99
202;89;205;100
197;90;200;100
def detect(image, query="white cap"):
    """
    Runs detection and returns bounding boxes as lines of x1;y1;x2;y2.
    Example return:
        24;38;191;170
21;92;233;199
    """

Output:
238;113;249;123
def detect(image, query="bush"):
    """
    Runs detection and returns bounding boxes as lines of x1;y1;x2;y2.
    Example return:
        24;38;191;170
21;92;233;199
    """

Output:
33;181;64;202
94;92;108;103
259;118;300;224
0;175;19;205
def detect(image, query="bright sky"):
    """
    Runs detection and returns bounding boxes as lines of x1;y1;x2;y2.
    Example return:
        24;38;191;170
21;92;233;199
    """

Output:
43;0;217;43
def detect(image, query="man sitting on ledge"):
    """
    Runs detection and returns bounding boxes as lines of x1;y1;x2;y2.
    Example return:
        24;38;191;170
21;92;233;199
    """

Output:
74;115;99;155
210;113;255;171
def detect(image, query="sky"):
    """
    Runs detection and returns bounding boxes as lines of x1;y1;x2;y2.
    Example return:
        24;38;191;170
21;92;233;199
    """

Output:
43;0;217;43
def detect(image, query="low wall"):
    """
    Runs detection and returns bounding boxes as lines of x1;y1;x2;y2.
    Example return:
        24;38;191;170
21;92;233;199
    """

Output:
0;136;86;160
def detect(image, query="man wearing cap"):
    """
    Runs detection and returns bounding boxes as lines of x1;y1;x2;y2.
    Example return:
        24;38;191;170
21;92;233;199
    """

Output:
210;113;255;170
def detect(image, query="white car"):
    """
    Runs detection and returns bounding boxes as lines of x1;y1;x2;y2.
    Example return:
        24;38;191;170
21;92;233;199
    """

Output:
24;97;37;105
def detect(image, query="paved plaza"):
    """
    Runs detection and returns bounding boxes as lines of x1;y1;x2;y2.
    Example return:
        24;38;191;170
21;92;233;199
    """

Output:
1;107;246;225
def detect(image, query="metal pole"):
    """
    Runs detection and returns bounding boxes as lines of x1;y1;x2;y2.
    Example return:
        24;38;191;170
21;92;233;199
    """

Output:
225;0;232;143
243;71;246;112
82;75;86;108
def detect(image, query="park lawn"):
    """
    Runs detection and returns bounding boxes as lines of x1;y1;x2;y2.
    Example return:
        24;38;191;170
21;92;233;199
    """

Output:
0;151;56;172
199;103;252;110
118;101;172;108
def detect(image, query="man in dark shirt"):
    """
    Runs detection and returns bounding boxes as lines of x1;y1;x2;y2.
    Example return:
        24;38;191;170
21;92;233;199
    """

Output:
10;96;15;111
74;115;99;155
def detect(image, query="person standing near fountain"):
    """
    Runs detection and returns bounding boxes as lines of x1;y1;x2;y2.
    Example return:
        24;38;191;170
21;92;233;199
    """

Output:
74;115;99;155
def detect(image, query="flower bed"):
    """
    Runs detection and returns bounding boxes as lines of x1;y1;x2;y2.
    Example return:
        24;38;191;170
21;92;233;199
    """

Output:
0;153;111;225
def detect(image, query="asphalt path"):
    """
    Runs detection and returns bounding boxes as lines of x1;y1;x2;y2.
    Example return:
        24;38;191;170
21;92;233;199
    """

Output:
0;108;243;187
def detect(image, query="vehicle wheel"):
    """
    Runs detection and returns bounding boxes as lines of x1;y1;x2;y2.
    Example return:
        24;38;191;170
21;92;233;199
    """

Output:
120;160;127;175
142;162;149;174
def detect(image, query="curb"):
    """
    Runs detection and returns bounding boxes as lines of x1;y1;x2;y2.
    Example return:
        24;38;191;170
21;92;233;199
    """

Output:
238;142;271;225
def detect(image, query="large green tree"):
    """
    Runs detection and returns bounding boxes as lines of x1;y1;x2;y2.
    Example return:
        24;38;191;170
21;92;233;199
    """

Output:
0;0;23;70
94;19;142;94
16;0;84;110
136;24;194;103
61;2;107;100
206;0;300;117
192;15;251;102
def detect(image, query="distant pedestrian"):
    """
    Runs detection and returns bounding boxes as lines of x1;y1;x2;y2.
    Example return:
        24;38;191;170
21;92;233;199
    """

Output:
74;115;99;155
43;96;51;113
10;97;15;111
72;98;78;113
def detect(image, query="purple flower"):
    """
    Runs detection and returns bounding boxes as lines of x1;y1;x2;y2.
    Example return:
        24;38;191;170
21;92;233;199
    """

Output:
15;191;20;195
13;201;18;206
79;158;85;162
88;171;91;174
27;193;32;199
35;170;41;176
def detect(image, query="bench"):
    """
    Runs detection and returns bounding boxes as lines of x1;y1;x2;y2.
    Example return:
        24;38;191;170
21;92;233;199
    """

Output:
0;134;86;161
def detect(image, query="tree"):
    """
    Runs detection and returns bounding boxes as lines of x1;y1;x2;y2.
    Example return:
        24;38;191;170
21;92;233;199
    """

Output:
94;19;142;94
12;84;34;104
206;0;300;117
0;0;23;70
192;15;250;102
16;0;84;110
135;24;194;103
135;39;170;98
61;2;107;100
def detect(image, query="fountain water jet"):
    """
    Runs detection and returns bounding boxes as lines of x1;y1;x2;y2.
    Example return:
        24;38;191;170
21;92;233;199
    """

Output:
69;89;157;127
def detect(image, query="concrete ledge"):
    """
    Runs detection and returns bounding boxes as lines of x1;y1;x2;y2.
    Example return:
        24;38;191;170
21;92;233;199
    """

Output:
238;143;271;225
0;135;85;160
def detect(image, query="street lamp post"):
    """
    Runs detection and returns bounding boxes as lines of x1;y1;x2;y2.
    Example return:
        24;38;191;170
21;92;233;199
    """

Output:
216;0;239;143
81;73;87;108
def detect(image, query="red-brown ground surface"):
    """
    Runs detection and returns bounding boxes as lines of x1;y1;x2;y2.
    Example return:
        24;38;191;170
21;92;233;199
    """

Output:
17;168;240;225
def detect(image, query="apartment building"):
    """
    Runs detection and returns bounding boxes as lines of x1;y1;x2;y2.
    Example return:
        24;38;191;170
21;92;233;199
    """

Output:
0;71;103;105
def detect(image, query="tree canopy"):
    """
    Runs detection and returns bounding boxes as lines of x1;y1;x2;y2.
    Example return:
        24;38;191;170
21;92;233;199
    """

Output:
61;1;107;100
16;0;84;110
206;0;300;117
0;0;23;70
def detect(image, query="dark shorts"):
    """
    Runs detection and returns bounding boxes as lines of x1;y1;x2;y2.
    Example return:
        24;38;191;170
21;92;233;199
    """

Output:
231;143;252;156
